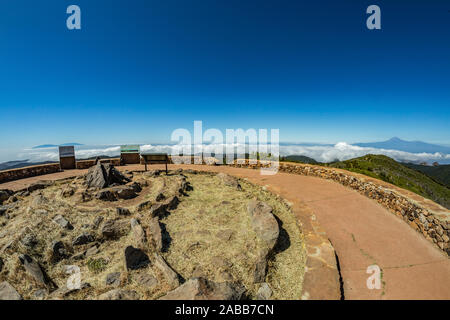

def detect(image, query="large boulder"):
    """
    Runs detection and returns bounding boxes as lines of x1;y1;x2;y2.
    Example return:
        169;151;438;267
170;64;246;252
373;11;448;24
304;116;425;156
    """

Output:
86;163;130;189
159;277;244;300
247;200;279;251
86;163;107;189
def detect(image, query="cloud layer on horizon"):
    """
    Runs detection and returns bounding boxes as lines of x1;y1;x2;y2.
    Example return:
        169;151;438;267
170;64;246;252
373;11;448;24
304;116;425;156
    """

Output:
13;142;450;165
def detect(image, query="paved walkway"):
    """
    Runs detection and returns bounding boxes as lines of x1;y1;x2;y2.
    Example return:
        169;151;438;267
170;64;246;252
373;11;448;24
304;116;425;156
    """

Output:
1;164;449;299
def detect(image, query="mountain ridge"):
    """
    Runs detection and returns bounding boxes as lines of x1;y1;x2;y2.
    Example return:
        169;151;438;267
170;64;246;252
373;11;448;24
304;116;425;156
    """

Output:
326;154;450;209
32;143;83;149
354;137;450;154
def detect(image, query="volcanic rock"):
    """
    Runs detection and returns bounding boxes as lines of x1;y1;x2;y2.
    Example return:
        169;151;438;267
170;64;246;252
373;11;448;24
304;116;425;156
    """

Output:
148;217;163;251
53;215;73;230
134;273;158;291
51;241;67;262
98;289;139;300
153;253;180;290
0;189;14;204
95;190;116;201
217;173;242;190
86;163;130;189
105;272;121;287
116;207;131;216
73;233;95;246
102;219;130;239
124;246;150;270
247;200;279;250
27;181;53;192
159;277;244;300
18;254;47;285
130;218;146;249
0;281;22;300
111;185;137;200
256;283;272;300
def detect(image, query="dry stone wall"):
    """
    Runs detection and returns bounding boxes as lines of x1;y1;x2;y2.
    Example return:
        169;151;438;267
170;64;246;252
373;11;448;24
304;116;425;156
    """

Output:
0;159;122;183
0;164;61;184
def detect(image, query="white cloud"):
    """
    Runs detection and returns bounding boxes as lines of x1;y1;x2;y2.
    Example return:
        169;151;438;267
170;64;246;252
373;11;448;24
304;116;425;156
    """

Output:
279;142;450;163
14;142;450;164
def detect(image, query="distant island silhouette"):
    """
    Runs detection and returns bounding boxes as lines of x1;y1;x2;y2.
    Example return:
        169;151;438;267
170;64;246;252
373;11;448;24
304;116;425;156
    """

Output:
32;143;84;149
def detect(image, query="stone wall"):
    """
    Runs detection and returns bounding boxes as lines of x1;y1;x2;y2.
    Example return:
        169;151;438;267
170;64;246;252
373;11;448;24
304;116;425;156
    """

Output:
0;163;61;184
230;160;450;256
76;158;121;169
0;159;123;182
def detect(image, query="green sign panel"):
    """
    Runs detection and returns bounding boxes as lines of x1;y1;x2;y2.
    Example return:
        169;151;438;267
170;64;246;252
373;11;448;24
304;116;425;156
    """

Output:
120;145;140;154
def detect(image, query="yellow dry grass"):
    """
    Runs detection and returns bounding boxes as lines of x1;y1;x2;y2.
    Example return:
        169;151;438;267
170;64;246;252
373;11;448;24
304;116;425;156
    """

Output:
161;172;306;299
0;170;306;300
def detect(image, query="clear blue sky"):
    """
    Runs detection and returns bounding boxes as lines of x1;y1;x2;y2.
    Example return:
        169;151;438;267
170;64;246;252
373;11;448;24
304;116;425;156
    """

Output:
0;0;449;150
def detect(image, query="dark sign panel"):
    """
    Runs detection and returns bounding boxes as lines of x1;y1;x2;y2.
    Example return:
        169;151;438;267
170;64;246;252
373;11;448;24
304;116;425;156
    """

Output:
59;146;75;158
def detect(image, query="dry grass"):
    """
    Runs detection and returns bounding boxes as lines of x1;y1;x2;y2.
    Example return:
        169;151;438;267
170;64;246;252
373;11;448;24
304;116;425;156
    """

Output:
0;170;306;300
161;172;306;299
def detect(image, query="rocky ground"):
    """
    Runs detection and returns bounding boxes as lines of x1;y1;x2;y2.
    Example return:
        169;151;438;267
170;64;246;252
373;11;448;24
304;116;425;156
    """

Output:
0;163;306;300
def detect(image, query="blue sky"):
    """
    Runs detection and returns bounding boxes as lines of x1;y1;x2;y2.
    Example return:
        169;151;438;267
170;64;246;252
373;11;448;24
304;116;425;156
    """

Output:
0;0;449;152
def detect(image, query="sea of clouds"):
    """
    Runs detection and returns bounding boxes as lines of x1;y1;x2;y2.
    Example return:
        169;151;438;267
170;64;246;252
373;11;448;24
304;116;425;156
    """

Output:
10;142;450;165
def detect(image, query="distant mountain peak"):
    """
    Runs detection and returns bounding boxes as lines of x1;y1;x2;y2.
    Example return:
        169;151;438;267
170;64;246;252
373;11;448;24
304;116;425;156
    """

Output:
355;138;450;154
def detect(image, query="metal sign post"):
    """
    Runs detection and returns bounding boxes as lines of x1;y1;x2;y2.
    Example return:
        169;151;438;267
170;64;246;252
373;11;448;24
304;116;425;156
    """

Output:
141;153;169;174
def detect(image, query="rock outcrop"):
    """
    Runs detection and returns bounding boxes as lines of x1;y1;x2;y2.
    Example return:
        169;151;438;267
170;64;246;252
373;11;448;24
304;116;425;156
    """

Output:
247;200;279;251
18;254;47;285
217;173;242;190
124;246;150;270
86;163;130;189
